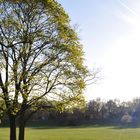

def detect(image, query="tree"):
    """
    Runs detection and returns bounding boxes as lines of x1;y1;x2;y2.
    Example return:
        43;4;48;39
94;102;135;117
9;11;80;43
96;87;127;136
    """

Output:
121;113;132;124
86;98;103;120
105;100;118;119
0;0;89;140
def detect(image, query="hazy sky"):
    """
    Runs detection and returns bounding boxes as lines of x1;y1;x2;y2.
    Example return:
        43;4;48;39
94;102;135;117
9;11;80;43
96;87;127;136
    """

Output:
58;0;140;101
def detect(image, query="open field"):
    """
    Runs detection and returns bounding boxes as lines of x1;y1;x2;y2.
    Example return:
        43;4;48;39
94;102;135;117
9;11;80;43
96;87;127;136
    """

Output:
1;125;140;140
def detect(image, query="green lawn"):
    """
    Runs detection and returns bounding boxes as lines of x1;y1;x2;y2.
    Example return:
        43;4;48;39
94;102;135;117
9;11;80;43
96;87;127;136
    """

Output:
1;125;140;140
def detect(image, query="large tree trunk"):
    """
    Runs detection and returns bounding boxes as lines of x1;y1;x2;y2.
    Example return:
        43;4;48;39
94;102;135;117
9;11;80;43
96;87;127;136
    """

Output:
18;123;25;140
18;113;26;140
9;115;17;140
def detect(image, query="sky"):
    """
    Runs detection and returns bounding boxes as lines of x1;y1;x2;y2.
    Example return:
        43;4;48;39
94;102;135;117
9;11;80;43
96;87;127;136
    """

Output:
58;0;140;101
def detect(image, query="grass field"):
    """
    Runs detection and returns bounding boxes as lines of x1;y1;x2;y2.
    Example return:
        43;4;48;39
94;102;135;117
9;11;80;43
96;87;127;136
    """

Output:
1;125;140;140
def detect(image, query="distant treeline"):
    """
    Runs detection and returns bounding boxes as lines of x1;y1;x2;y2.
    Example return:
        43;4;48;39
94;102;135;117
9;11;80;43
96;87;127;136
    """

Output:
1;98;140;126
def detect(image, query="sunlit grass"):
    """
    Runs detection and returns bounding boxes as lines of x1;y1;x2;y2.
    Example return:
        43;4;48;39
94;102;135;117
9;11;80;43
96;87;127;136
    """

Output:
1;125;140;140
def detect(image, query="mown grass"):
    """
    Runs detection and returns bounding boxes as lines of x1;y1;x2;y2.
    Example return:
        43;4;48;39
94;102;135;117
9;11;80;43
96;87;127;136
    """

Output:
1;125;140;140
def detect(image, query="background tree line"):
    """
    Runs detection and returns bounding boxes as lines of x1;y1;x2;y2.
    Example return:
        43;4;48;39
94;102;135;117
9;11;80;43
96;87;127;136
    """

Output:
1;98;140;126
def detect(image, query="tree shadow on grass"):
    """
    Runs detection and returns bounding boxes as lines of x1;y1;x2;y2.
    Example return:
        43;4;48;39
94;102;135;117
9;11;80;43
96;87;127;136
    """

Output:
29;124;140;130
29;123;118;130
27;120;140;130
110;123;140;129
